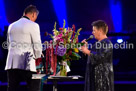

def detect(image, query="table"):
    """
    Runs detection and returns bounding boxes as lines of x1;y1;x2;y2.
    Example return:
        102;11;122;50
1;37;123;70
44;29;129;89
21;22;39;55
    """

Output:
48;76;82;91
32;74;82;91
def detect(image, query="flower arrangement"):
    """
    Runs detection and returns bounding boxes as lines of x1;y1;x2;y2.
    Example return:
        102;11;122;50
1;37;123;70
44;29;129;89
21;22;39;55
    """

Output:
52;20;82;59
36;20;82;76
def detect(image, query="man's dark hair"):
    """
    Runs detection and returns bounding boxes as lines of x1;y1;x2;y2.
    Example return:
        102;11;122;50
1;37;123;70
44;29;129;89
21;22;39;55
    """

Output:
92;20;108;34
23;5;39;15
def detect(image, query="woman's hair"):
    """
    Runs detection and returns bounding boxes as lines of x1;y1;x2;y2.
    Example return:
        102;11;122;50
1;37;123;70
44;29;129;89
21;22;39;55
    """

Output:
92;20;108;34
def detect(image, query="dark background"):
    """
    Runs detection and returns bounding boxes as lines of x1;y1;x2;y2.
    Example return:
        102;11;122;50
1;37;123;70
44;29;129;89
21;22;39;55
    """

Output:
0;0;136;91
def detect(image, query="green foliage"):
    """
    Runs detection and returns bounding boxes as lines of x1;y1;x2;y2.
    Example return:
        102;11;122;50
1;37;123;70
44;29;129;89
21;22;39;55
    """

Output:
73;28;82;43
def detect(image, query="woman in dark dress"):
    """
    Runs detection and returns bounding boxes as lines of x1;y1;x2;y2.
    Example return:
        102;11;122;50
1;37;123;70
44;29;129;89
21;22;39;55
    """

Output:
81;20;114;91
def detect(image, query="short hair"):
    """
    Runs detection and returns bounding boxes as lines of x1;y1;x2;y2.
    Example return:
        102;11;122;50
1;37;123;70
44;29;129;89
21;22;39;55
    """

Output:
23;5;39;15
91;20;108;34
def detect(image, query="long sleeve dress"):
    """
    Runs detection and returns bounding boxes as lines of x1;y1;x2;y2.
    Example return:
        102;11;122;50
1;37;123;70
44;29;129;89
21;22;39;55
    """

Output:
84;38;114;91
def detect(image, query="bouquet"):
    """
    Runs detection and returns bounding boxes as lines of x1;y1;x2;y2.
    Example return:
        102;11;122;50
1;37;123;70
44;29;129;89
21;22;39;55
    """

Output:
36;20;82;76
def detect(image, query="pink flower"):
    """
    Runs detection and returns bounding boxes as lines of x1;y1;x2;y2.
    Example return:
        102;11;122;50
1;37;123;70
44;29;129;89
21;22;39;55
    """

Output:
54;33;64;42
60;38;64;42
57;33;63;37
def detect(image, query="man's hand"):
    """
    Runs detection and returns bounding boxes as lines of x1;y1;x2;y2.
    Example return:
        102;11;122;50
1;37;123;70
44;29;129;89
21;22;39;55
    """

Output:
81;39;91;56
41;53;44;57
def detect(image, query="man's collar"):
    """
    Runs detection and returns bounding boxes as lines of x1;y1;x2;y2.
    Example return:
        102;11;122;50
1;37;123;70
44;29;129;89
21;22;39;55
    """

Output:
22;16;30;20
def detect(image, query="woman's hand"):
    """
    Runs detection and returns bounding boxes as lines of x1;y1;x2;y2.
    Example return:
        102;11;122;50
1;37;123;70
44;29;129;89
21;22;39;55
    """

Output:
81;39;88;46
81;39;91;55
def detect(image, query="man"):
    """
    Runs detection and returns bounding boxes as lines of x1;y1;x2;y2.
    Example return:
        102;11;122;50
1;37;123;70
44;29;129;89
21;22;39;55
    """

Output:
5;5;42;91
81;20;114;91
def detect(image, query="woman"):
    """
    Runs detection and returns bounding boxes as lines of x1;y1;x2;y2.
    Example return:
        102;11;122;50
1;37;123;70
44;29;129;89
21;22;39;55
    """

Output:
81;20;114;91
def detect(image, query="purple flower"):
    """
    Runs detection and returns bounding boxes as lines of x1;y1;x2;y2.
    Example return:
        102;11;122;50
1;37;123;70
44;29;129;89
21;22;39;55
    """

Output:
54;46;66;56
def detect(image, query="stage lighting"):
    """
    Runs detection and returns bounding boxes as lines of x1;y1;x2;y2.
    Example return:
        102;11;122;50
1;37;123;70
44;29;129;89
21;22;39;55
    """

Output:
117;39;123;43
110;0;122;33
0;0;9;31
52;0;68;27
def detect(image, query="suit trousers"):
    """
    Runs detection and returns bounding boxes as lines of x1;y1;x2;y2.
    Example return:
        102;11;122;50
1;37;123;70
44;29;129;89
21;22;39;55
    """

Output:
7;69;41;91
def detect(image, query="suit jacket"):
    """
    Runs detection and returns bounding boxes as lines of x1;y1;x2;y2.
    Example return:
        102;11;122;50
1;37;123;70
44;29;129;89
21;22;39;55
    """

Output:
5;17;42;72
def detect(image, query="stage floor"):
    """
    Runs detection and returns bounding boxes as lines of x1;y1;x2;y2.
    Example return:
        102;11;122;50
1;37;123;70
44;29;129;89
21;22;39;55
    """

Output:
0;81;136;91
